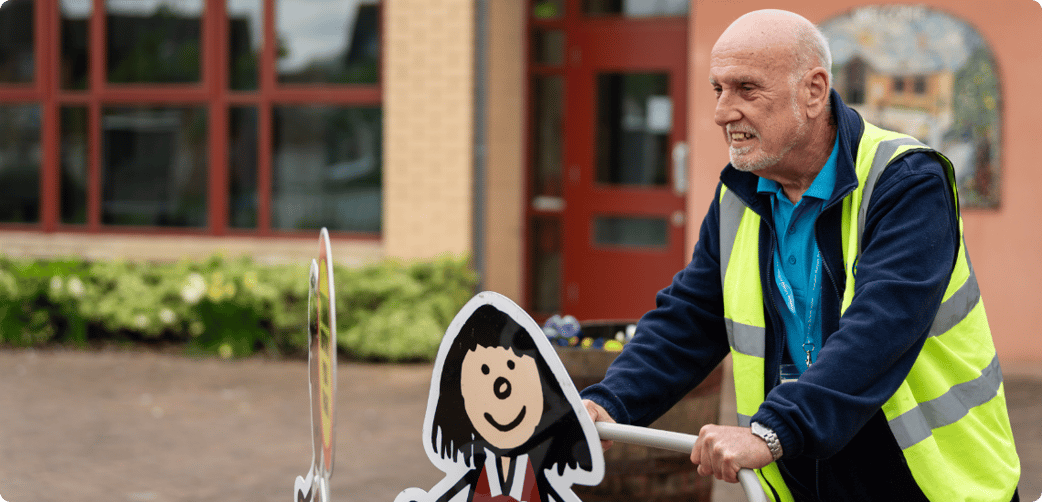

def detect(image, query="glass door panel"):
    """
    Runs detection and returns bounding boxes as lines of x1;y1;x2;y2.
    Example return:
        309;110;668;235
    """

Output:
595;73;670;187
583;0;689;17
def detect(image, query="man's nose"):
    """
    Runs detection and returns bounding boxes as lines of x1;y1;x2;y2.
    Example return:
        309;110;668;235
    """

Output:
714;91;741;126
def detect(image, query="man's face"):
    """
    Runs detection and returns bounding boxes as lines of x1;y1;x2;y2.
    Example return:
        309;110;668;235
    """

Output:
460;345;544;451
709;44;808;173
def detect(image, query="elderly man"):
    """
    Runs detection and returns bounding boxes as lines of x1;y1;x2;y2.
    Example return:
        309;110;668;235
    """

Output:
581;9;1020;502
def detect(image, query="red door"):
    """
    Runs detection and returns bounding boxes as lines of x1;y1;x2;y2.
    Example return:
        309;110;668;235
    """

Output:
562;16;688;320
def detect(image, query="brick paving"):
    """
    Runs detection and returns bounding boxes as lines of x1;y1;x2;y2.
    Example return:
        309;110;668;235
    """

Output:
0;349;1037;502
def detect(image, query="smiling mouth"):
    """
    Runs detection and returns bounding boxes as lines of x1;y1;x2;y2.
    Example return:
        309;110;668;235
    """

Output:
729;131;756;143
484;407;527;432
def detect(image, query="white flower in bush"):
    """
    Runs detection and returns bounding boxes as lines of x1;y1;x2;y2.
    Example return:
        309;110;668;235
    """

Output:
181;273;206;304
50;276;63;295
159;308;176;325
134;314;149;329
67;276;85;297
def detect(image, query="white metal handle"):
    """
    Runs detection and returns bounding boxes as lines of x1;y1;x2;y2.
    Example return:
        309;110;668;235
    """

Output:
595;422;768;502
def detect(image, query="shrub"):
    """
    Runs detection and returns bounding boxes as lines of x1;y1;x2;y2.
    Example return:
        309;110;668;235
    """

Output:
0;254;476;362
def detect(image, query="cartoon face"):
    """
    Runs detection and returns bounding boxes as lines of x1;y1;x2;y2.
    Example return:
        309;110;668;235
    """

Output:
460;345;544;451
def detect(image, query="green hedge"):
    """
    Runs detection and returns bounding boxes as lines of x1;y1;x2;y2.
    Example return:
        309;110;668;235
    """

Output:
0;254;477;362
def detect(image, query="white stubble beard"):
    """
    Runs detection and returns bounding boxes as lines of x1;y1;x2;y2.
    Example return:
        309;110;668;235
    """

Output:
728;90;807;173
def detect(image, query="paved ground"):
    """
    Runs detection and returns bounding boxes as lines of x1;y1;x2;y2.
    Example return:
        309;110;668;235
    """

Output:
0;348;1038;502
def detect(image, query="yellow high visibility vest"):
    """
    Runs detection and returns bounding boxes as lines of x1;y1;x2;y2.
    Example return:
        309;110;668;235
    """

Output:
718;120;1019;501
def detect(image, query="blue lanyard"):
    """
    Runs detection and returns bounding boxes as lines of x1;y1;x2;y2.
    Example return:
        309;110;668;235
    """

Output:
775;249;823;369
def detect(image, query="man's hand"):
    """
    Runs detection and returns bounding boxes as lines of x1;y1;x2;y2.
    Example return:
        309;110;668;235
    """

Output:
582;399;616;451
690;424;774;483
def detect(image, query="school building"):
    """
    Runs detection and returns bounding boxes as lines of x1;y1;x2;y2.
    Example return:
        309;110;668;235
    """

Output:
1;0;1039;363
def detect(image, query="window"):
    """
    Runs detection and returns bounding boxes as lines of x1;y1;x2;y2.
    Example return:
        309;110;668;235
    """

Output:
0;0;383;234
106;0;204;84
913;75;927;95
0;0;34;84
0;104;40;223
271;106;381;232
102;106;208;227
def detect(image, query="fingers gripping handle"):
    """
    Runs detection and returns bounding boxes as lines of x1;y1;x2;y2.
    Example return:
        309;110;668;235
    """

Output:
594;422;768;502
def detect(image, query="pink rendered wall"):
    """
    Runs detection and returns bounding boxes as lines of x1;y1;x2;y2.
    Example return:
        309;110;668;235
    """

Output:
686;0;1042;364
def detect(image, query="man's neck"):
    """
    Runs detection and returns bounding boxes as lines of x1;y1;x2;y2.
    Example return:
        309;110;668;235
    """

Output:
762;123;837;204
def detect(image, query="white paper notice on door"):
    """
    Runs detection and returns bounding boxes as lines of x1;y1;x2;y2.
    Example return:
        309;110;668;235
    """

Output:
647;95;672;133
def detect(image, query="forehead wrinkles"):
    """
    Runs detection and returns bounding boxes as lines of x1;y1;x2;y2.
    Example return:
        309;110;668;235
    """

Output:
711;44;794;80
712;18;800;77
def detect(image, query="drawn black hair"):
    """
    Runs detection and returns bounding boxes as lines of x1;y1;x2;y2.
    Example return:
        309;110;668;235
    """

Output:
430;304;592;476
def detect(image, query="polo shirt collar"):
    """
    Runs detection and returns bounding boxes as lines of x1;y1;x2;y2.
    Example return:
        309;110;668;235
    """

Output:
756;134;841;202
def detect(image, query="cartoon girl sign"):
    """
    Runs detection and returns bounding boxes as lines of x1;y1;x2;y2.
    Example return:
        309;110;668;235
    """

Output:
396;292;604;502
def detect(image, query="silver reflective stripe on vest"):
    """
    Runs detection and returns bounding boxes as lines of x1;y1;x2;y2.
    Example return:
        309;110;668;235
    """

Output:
929;262;981;338
856;136;983;339
719;189;766;360
857;137;926;252
725;318;767;359
888;355;1004;450
719;188;746;288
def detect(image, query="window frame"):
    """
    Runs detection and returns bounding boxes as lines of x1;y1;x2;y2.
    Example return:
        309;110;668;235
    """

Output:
0;0;383;239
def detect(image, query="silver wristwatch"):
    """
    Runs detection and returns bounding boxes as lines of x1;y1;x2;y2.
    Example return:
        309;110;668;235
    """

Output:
751;422;783;461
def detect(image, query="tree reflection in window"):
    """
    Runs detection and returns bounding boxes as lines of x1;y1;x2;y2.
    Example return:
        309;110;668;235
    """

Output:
276;0;380;85
106;0;203;84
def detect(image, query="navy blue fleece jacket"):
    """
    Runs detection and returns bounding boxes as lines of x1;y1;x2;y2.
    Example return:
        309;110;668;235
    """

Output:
581;91;959;480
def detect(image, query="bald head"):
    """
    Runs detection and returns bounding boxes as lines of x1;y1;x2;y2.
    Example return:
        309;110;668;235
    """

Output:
713;10;832;85
709;9;837;183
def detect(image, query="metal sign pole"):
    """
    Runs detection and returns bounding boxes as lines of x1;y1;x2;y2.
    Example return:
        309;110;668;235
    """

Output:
294;228;338;502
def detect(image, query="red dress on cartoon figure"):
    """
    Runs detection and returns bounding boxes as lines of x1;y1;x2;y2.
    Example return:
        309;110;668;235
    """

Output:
472;454;541;502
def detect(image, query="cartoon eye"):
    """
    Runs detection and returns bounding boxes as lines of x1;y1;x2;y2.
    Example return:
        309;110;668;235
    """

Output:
481;364;490;375
507;360;515;370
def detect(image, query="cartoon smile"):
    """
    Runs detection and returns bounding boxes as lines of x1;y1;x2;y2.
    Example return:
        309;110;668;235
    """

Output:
484;406;527;432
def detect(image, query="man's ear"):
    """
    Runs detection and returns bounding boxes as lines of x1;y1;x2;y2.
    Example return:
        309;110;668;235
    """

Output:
804;67;830;120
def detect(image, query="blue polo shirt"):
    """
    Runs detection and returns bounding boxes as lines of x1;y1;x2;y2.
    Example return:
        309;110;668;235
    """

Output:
757;135;839;373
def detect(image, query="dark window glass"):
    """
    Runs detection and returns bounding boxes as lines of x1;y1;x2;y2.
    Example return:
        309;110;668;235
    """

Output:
913;75;927;95
532;76;564;199
106;0;203;84
893;76;905;92
272;106;382;233
584;0;688;17
0;104;41;223
61;107;89;225
532;28;565;67
276;0;380;85
228;0;262;90
0;0;34;84
593;216;668;248
102;107;208;227
595;73;670;187
529;216;562;314
61;0;91;90
228;106;258;228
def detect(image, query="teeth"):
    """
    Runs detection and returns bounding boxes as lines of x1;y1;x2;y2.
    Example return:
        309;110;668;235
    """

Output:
730;132;754;140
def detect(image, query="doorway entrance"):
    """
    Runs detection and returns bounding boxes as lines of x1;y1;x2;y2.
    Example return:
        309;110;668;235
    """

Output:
527;3;689;321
